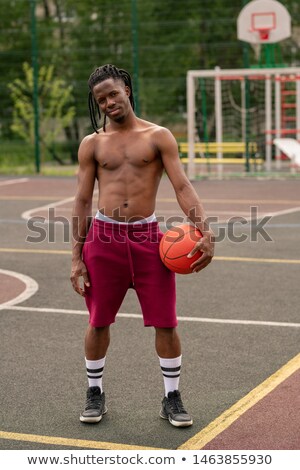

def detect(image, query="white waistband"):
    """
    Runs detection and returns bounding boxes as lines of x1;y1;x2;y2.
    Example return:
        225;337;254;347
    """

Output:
95;210;157;225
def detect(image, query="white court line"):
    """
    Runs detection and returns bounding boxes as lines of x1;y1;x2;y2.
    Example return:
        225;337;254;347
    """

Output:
156;210;251;216
19;186;300;223
21;189;99;221
0;270;39;309
158;198;300;205
0;178;29;187
21;196;75;221
214;204;300;226
3;305;300;328
25;209;252;216
263;206;300;217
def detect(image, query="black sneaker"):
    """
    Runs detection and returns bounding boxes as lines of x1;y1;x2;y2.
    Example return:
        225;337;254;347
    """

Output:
80;386;107;423
160;390;193;427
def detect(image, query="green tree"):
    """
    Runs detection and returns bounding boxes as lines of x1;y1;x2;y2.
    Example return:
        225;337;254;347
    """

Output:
8;62;75;164
0;0;31;138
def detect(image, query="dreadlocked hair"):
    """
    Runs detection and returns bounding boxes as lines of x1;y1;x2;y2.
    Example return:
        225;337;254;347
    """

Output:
88;64;135;133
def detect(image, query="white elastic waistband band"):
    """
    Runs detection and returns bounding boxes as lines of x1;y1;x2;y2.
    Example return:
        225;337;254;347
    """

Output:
95;210;157;225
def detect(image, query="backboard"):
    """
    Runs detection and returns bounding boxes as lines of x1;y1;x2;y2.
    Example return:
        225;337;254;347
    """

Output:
237;0;291;44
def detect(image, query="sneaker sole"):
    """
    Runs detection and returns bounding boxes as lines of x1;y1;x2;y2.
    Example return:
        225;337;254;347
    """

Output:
80;406;108;424
159;409;193;427
168;417;193;427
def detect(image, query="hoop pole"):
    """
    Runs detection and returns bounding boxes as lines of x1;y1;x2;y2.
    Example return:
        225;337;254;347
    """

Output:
131;0;140;116
265;74;272;171
30;0;40;174
214;66;223;178
242;26;250;173
275;75;281;169
187;71;195;180
241;79;246;159
245;76;251;172
297;76;300;142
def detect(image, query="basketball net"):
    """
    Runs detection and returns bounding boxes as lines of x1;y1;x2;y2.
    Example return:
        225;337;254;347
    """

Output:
255;27;272;41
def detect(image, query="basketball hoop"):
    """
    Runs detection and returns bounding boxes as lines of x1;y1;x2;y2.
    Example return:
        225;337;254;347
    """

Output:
252;26;273;42
250;11;275;42
259;29;271;40
237;0;291;45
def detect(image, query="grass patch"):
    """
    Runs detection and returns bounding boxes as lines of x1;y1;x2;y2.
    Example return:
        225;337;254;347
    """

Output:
0;139;78;176
41;164;78;177
0;163;78;177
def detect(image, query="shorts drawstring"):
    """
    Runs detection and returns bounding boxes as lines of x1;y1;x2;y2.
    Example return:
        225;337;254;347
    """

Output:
125;233;135;287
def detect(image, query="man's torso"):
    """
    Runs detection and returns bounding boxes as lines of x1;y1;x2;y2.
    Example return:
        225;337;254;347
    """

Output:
93;120;164;221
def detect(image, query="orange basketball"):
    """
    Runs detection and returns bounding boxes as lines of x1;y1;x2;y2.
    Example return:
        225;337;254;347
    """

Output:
159;223;203;274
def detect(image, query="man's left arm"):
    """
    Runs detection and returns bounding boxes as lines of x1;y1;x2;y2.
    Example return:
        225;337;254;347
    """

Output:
157;127;215;273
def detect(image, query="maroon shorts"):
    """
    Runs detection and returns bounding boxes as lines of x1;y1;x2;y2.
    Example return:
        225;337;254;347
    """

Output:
82;219;177;328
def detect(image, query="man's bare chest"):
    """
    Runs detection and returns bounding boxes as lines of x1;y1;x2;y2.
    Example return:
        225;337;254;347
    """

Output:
95;137;159;170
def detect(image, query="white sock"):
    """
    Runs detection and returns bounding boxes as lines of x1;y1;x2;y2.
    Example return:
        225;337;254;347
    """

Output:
159;355;182;397
85;357;106;391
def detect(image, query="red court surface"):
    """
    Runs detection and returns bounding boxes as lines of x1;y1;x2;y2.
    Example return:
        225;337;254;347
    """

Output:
203;369;300;450
0;272;26;304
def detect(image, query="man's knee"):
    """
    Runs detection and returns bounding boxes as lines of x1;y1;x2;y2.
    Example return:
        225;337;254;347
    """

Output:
86;325;110;338
155;327;180;345
155;327;177;337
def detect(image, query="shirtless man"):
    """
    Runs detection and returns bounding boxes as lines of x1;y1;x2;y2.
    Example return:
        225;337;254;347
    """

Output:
70;64;214;428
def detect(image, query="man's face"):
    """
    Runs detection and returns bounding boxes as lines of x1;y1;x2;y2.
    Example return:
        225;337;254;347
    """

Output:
92;78;131;122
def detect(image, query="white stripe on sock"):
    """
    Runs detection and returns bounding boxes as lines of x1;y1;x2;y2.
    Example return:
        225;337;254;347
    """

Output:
159;355;182;397
85;357;106;391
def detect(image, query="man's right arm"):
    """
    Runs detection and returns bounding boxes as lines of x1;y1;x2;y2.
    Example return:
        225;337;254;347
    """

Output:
70;134;97;296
